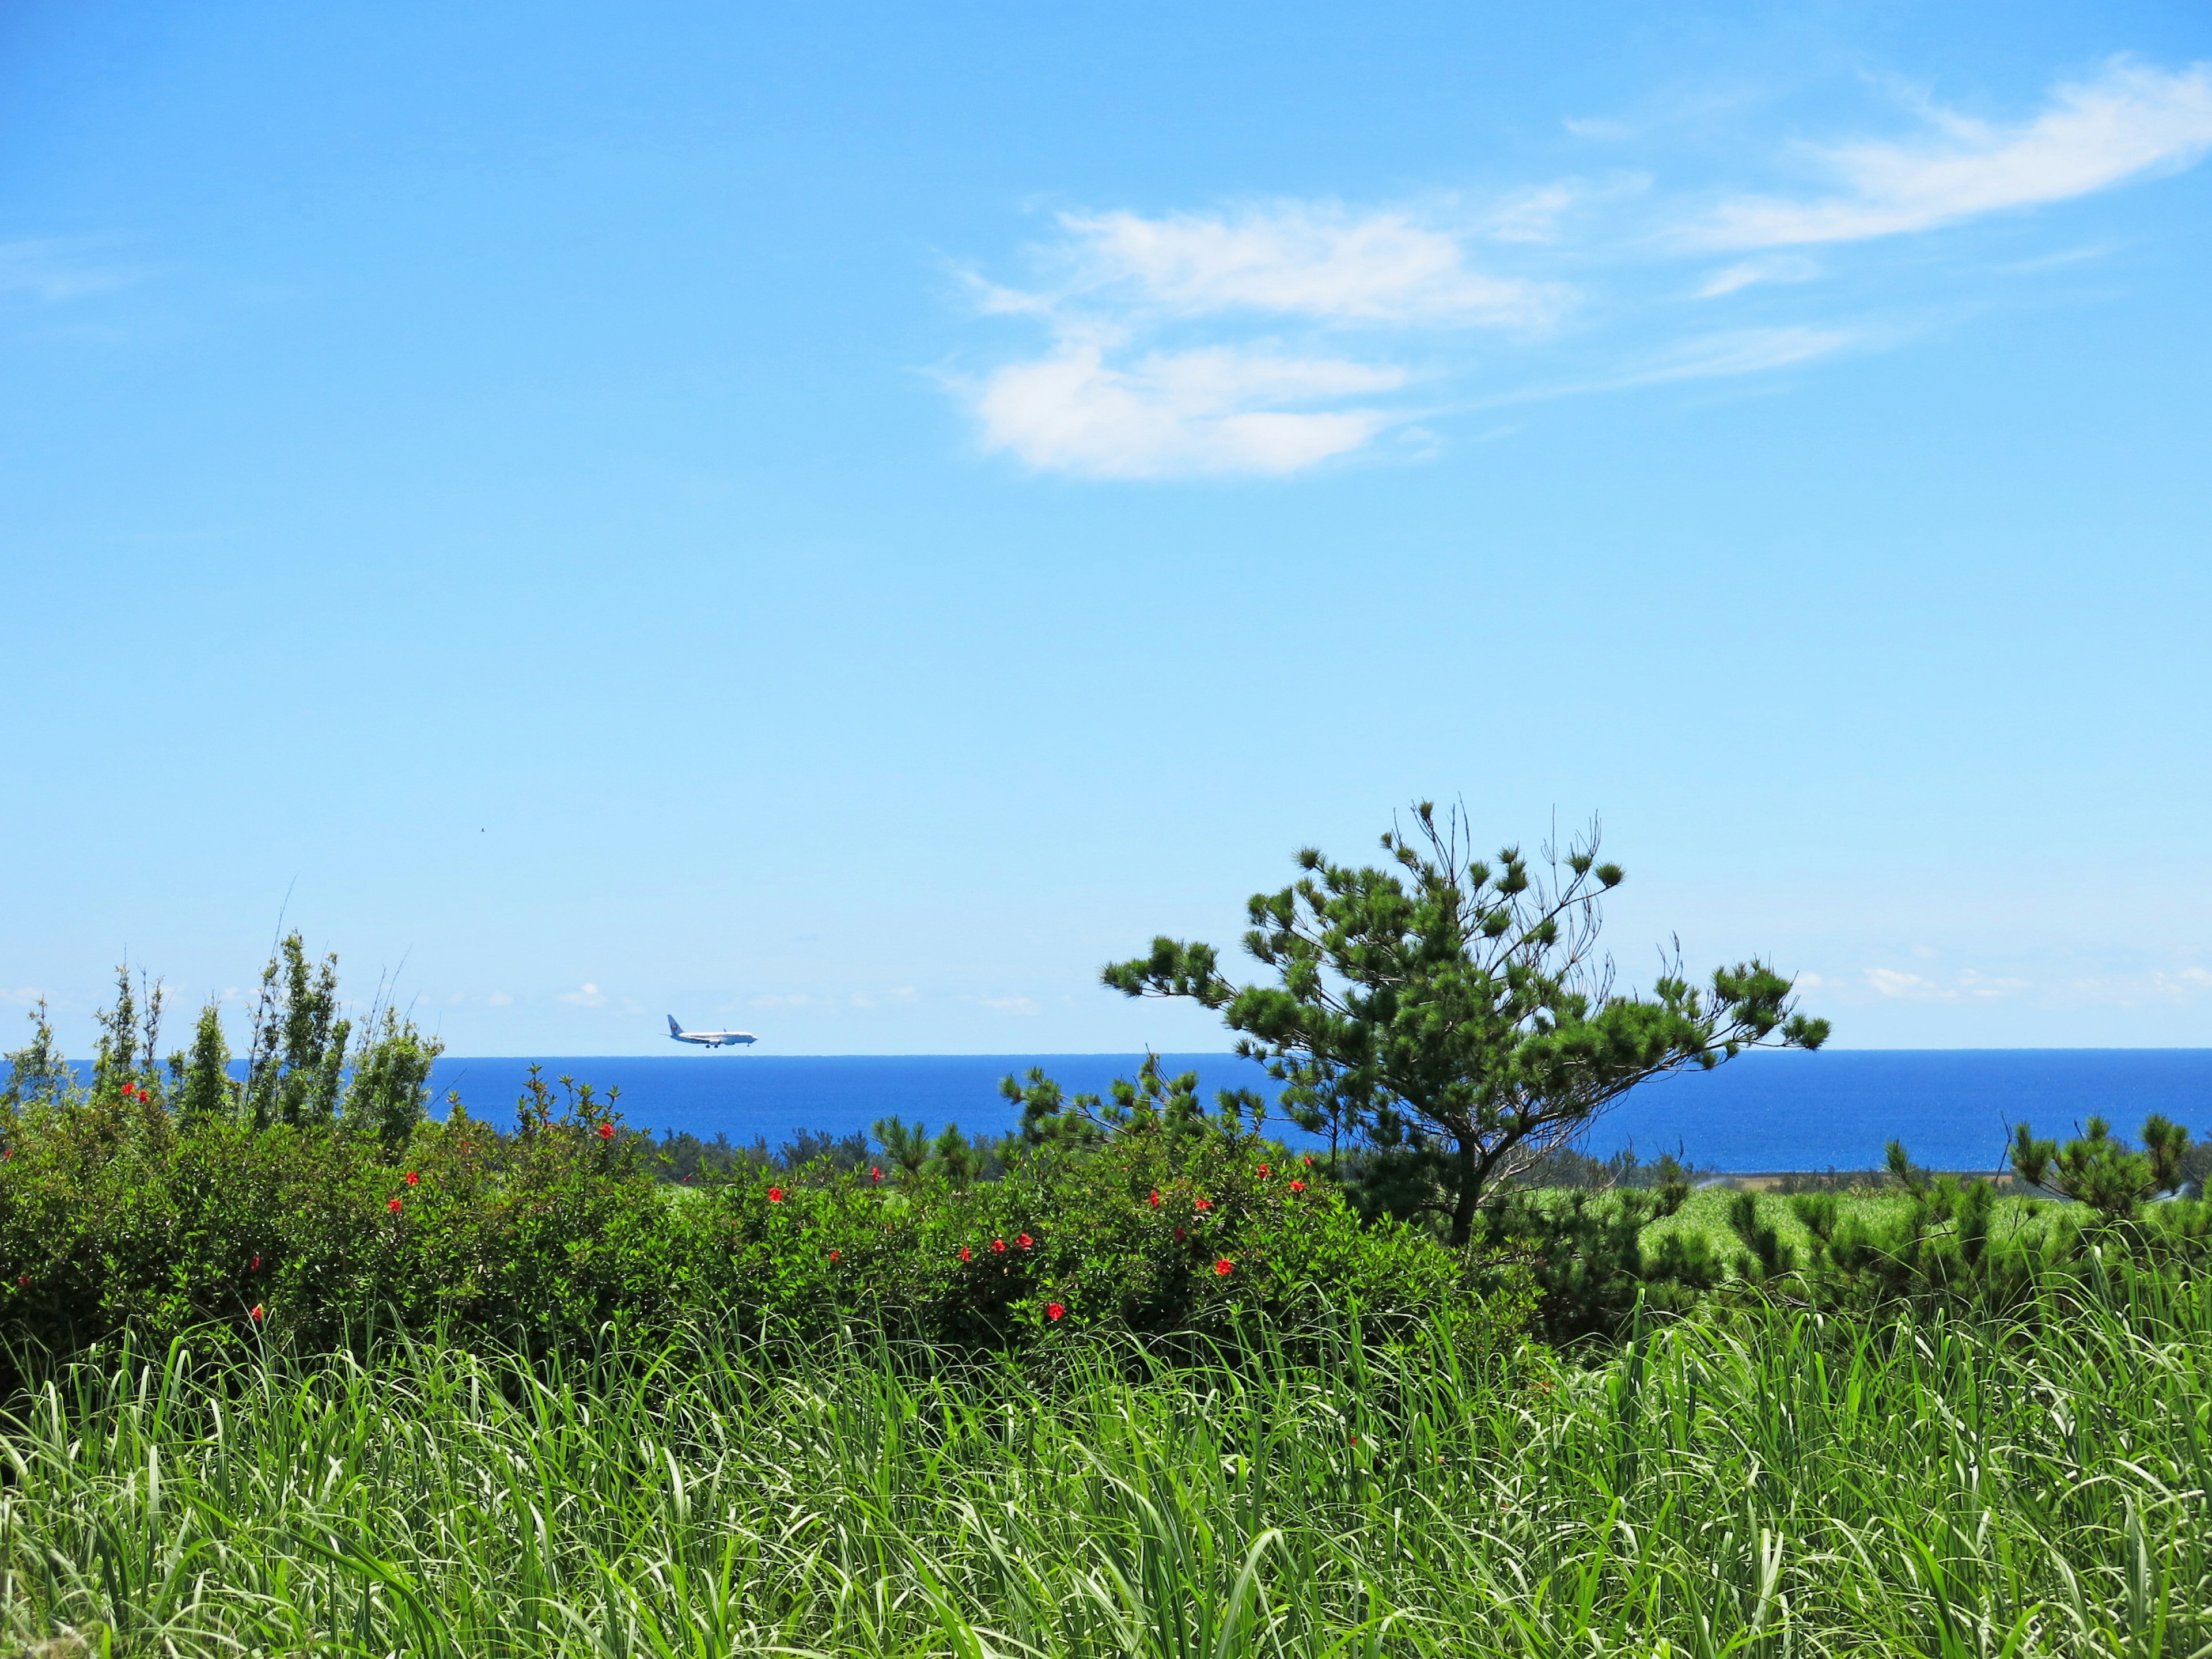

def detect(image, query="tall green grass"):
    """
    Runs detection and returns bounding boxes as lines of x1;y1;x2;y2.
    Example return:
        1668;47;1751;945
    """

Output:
2;1275;2207;1657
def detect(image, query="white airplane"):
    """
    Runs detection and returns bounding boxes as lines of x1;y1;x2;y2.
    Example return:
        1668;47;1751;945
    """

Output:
667;1016;757;1049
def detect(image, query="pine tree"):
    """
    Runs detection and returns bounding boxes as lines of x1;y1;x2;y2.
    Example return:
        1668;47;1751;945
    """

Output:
172;999;235;1123
1104;802;1828;1245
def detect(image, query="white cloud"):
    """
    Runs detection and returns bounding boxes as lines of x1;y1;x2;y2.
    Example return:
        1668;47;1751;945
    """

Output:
974;342;1404;479
1695;254;1821;298
1;987;47;1007
1866;965;2027;1001
961;199;1563;476
1609;325;1857;388
1047;203;1563;326
557;983;607;1007
1483;184;1582;246
955;57;2212;479
980;995;1039;1016
1703;59;2212;247
1868;967;1944;999
487;990;513;1007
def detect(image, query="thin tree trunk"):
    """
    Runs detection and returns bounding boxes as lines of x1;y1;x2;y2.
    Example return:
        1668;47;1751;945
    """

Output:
1449;1138;1480;1247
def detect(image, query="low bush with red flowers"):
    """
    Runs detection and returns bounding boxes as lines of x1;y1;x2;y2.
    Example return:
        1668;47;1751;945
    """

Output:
0;1052;1514;1378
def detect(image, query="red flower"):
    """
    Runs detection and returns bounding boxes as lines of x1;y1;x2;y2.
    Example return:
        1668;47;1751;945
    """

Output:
1194;1197;1212;1211
1148;1189;1161;1207
767;1187;785;1203
14;1275;25;1288
828;1249;842;1262
1302;1155;1315;1168
3;1148;13;1158
249;1304;264;1322
250;1255;262;1271
404;1171;420;1186
1046;1301;1065;1321
1173;1226;1185;1241
388;1197;403;1214
871;1166;883;1181
959;1245;972;1262
597;1123;616;1141
1017;1232;1033;1249
991;1238;1007;1253
1214;1258;1234;1276
1256;1164;1270;1179
1289;1180;1306;1193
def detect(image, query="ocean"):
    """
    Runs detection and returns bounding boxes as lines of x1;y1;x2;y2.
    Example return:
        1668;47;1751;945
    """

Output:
401;1048;2212;1173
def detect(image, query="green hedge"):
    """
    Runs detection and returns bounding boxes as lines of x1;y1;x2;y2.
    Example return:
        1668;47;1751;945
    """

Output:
0;1081;1517;1378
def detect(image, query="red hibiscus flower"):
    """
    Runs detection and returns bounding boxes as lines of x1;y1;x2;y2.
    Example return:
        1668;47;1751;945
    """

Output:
597;1123;616;1141
1148;1189;1161;1207
404;1171;420;1185
871;1166;883;1181
250;1255;262;1271
388;1197;403;1214
1047;1301;1065;1321
1194;1197;1212;1211
959;1245;972;1262
1289;1180;1306;1193
1256;1164;1270;1179
249;1304;264;1321
828;1249;842;1262
1214;1259;1234;1276
1017;1232;1033;1249
767;1187;785;1203
991;1238;1007;1253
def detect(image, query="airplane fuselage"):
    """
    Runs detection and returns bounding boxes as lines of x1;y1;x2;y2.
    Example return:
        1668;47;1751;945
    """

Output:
667;1016;756;1048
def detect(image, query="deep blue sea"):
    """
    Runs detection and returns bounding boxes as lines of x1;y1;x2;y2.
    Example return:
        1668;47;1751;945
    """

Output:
399;1049;2212;1173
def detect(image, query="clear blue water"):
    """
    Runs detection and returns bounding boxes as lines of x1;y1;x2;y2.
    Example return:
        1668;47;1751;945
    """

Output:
40;1050;2212;1172
409;1049;2212;1172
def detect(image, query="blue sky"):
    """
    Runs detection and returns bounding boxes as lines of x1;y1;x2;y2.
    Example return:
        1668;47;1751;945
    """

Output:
4;2;2210;1056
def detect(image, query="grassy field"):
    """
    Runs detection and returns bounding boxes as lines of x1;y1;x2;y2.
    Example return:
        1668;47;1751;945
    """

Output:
2;1269;2206;1658
1645;1185;2062;1271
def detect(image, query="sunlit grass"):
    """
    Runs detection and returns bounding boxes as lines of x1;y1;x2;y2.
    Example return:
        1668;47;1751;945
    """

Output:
2;1277;2206;1657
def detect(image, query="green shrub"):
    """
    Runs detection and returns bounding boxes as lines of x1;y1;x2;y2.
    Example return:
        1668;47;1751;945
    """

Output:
0;1067;1514;1380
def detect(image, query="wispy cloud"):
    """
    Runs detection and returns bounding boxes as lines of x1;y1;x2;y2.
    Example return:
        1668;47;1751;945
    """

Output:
1695;254;1822;298
0;239;135;301
556;983;607;1006
955;57;2212;479
1012;203;1565;328
980;994;1040;1016
972;340;1406;479
1702;59;2212;247
1866;966;2031;1001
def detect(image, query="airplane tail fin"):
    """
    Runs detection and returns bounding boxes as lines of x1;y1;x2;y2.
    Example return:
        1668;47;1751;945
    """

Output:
667;1015;683;1036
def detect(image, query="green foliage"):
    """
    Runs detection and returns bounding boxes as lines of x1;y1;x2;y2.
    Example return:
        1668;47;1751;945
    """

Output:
1481;1177;1721;1345
240;932;349;1129
88;963;164;1108
1;997;73;1109
1;1276;2206;1655
1104;801;1827;1243
0;1040;1505;1381
169;998;234;1124
344;1003;445;1149
2012;1113;2190;1217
